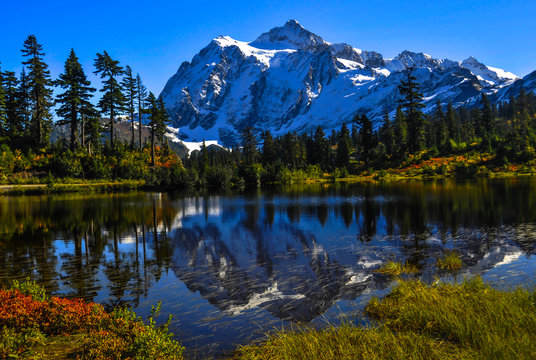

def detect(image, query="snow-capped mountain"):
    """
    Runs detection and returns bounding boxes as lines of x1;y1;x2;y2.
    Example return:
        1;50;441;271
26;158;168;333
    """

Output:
160;20;528;146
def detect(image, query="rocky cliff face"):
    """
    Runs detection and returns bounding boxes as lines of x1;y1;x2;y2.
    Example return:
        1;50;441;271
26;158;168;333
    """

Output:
160;20;528;146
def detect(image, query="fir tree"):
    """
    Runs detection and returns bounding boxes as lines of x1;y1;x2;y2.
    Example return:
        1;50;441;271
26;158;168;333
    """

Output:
261;130;276;165
2;70;25;146
147;94;170;166
336;122;352;168
136;74;147;147
18;68;31;130
433;100;448;152
445;102;458;142
398;67;425;153
379;109;394;155
94;51;125;147
356;114;374;164
0;68;6;139
481;94;494;139
241;126;258;166
55;49;96;150
156;98;169;143
393;105;407;155
21;35;54;148
122;66;137;148
313;126;330;169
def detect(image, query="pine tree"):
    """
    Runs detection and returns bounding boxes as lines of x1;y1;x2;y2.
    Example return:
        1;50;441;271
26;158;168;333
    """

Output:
18;68;31;130
146;94;170;166
379;109;394;155
241;126;258;166
445;102;458;143
398;67;425;153
156;98;169;143
147;93;157;166
433;100;448;152
336;122;352;168
136;74;147;147
481;94;494;139
393;105;407;155
94;51;125;147
21;35;54;148
122;66;137;148
261;130;276;165
0;67;6;139
312;126;330;169
356;114;374;164
55;49;96;150
1;70;25;144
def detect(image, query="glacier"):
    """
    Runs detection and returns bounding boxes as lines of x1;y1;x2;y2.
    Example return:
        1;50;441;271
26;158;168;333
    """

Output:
160;20;532;147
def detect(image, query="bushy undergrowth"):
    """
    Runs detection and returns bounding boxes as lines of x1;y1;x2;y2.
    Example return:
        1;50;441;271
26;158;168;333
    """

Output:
0;279;184;359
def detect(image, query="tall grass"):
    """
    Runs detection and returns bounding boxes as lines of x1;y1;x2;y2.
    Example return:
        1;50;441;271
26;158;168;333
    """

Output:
437;250;463;270
234;278;536;360
375;260;418;275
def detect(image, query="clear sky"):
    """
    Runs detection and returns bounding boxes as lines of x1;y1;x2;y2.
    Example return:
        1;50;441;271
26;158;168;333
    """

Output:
1;0;534;95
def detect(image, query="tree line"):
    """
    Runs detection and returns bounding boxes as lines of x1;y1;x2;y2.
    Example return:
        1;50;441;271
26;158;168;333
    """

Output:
0;35;179;184
1;35;536;188
186;67;536;187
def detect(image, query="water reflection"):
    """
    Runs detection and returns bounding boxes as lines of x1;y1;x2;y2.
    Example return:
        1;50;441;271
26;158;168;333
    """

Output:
1;178;536;356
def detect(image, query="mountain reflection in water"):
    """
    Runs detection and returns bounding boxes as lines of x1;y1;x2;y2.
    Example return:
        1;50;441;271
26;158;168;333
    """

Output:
1;179;536;357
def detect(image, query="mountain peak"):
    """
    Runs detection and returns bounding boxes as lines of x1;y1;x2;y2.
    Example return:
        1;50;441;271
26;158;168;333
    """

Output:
250;20;327;50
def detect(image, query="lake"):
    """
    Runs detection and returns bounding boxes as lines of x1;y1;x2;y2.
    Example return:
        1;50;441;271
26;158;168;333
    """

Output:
1;178;536;358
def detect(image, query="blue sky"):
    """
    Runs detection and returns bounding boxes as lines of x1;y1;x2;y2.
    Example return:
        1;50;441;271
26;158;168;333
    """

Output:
1;0;534;94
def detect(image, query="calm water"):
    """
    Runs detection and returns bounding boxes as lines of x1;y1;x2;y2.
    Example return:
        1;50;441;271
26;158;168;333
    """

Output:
2;179;536;358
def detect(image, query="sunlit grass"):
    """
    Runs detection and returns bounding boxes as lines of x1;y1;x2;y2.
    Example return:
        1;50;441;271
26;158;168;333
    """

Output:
437;250;463;271
234;278;536;360
375;260;419;276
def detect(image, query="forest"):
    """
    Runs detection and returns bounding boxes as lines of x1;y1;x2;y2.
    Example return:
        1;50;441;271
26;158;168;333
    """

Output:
1;35;536;190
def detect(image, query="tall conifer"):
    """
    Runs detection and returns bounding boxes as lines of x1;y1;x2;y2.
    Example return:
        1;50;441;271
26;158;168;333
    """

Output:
94;51;125;147
55;49;96;150
21;35;53;148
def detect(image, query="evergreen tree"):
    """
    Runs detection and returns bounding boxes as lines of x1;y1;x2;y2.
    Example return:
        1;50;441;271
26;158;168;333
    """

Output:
356;114;374;164
433;100;448;152
398;67;425;153
122;66;137;148
21;35;54;148
94;51;125;147
0;68;7;139
445;101;458;143
481;94;495;139
379;109;394;155
241;126;258;166
261;130;276;165
312;126;330;169
55;49;96;150
156;98;170;143
336;122;352;168
2;71;25;145
18;68;31;131
393;105;407;155
147;93;157;166
136;74;147;147
146;94;170;166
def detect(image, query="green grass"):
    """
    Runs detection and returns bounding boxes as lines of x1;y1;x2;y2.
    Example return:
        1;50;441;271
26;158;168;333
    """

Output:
375;260;419;276
234;278;536;360
437;251;463;271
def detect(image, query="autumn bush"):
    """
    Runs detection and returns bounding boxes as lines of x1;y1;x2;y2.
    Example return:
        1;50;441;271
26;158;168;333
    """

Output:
0;279;184;359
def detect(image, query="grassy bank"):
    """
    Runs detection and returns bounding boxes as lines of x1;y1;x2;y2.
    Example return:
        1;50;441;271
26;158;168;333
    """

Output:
2;278;535;359
0;179;145;195
234;278;536;360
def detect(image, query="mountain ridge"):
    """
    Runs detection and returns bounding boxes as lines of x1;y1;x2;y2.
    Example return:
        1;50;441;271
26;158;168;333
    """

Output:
160;20;532;147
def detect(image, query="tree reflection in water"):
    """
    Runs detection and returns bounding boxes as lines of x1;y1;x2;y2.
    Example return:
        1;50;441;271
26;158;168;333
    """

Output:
1;178;536;354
